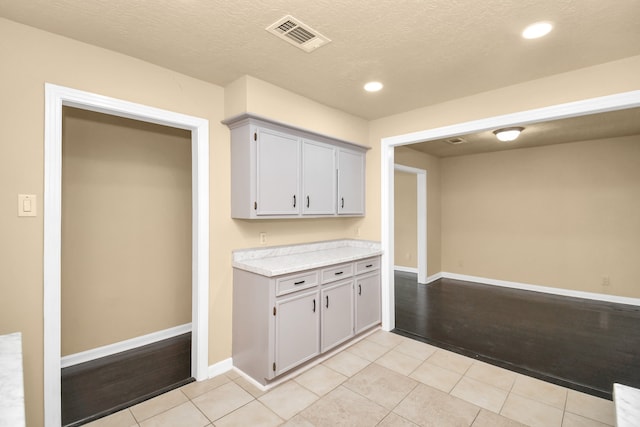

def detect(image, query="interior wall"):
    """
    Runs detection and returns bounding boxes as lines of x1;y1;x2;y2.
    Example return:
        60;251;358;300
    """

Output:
369;54;640;285
394;170;417;269
441;135;640;298
0;18;227;427
61;107;192;356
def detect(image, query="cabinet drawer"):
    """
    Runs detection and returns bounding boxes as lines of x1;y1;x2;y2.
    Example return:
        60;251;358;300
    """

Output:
276;271;319;296
321;263;353;284
355;257;380;275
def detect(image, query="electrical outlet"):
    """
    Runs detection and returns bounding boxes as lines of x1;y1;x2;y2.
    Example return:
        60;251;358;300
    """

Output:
602;276;610;287
259;232;267;245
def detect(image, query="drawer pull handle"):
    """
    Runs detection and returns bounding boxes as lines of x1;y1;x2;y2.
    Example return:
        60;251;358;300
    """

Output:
294;280;305;285
358;284;362;295
313;299;316;312
365;264;373;268
326;295;329;308
307;195;310;208
293;195;296;208
341;197;345;209
334;271;344;276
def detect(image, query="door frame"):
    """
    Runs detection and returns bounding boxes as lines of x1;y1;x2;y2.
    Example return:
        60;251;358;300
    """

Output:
393;164;427;283
43;83;210;426
379;90;640;331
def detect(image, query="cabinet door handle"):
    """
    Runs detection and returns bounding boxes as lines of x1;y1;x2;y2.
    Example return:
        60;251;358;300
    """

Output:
334;271;343;276
306;195;310;208
326;295;329;308
341;197;345;209
313;299;316;312
365;264;373;268
358;284;362;295
294;280;305;285
293;195;296;208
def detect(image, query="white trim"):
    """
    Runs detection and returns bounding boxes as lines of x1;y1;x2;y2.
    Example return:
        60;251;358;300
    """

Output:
380;90;640;338
44;83;210;427
60;324;192;368
442;272;640;307
394;164;427;283
207;357;234;379
394;265;418;274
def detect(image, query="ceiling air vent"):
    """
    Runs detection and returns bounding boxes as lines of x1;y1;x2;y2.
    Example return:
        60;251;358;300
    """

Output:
446;137;467;145
266;15;331;53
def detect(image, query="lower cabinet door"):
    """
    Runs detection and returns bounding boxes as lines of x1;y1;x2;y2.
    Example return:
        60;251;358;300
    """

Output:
355;272;381;334
321;280;354;352
274;290;320;376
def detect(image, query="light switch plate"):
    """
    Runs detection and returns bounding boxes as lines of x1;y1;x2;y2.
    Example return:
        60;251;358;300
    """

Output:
18;194;37;217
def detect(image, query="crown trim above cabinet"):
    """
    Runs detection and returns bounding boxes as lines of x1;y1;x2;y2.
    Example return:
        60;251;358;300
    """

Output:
223;113;368;219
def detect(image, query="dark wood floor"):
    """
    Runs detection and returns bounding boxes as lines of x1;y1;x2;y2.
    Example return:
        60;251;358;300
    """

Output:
393;271;640;400
61;333;193;426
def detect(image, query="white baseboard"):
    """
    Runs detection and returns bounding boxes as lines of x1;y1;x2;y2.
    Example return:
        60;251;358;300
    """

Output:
207;357;233;378
394;265;418;274
422;272;442;284
442;272;640;307
61;323;192;368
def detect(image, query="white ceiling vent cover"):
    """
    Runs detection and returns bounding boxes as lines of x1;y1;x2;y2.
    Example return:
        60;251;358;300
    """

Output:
266;15;331;53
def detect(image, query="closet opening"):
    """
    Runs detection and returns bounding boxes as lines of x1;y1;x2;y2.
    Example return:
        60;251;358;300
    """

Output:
60;107;193;425
44;83;209;427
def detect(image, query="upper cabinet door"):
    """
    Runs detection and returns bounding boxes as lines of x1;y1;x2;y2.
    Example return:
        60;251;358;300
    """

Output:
337;149;365;215
302;140;336;215
256;128;300;215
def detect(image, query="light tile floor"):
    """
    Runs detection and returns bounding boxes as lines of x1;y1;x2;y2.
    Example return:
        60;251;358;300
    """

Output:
86;331;615;427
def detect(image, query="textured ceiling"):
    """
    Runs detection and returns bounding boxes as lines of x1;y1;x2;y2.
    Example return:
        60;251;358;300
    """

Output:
409;107;640;158
1;0;639;119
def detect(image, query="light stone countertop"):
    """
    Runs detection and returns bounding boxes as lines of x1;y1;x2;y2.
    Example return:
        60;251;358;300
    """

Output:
232;239;382;277
614;383;640;427
0;332;26;427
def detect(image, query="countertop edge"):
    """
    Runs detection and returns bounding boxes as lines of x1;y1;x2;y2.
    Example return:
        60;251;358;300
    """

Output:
232;240;382;277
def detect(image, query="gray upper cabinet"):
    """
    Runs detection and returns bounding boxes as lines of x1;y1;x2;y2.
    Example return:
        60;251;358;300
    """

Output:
302;140;336;215
223;113;367;219
337;148;365;215
257;128;300;215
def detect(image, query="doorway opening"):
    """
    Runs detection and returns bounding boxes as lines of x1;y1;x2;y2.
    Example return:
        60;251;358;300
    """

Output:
44;84;210;427
393;164;427;284
379;90;640;332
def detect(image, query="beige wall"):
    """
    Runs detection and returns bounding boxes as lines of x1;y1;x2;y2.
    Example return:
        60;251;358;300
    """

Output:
61;107;192;356
441;135;640;297
0;18;226;426
394;170;417;268
370;54;640;284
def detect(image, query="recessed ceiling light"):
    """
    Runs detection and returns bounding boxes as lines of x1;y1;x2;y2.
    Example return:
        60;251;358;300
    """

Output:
493;127;524;142
364;81;383;92
522;21;553;39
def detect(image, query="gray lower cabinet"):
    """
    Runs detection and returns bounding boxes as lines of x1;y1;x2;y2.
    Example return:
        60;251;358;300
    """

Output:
355;272;381;333
274;290;320;376
321;280;354;352
232;255;381;385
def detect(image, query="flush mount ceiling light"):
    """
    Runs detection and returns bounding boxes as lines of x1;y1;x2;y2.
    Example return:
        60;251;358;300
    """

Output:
493;127;524;142
522;21;553;39
364;81;383;92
